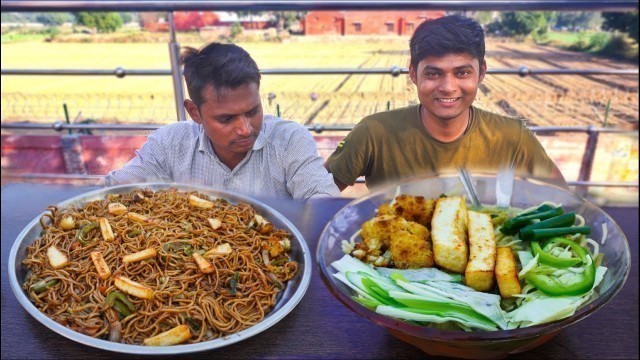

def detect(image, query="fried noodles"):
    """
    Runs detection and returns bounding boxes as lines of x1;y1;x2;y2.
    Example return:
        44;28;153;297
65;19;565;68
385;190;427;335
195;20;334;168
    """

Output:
22;188;298;345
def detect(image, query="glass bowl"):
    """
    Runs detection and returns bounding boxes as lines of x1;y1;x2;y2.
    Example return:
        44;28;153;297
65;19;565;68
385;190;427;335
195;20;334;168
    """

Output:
316;174;631;359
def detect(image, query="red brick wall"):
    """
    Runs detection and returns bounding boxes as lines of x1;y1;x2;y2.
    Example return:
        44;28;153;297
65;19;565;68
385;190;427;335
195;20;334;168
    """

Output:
304;11;444;36
1;135;146;176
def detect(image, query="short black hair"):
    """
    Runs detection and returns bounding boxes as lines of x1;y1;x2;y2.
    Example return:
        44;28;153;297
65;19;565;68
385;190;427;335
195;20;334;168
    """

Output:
410;15;485;68
180;42;261;107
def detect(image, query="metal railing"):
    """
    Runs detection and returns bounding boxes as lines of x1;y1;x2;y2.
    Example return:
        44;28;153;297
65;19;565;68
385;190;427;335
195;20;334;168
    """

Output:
2;1;637;12
1;0;639;191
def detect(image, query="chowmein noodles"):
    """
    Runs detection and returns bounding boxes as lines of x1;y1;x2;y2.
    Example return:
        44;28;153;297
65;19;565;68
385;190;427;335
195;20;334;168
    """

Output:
22;188;298;345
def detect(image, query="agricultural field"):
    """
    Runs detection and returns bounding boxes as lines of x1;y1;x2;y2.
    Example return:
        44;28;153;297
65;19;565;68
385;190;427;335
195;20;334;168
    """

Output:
1;36;638;128
1;36;638;197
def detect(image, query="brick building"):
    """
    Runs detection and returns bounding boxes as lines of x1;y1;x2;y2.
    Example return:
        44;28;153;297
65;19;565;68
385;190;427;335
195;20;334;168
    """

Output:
303;11;445;36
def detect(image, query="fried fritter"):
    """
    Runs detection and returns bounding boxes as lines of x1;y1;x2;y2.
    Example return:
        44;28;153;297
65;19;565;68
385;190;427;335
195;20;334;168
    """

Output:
389;222;433;269
376;195;435;228
361;214;406;250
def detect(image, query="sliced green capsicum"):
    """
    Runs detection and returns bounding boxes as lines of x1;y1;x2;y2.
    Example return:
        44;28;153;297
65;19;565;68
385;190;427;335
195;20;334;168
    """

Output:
525;238;596;296
531;238;582;268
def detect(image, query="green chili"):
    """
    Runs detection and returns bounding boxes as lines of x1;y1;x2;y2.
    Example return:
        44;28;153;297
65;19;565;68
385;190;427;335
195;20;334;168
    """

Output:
77;222;98;245
229;272;239;295
183;315;201;332
500;206;564;235
531;238;582;268
520;226;591;242
112;299;132;317
105;290;136;314
127;230;142;237
30;279;59;294
183;245;194;256
518;213;577;240
525;239;596;296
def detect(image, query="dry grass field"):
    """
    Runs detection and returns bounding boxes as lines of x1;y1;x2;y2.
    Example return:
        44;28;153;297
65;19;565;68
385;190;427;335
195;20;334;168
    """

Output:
1;36;638;197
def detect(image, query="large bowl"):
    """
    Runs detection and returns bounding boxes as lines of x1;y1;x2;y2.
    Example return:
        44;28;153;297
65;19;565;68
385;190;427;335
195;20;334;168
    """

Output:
316;174;631;359
8;183;312;355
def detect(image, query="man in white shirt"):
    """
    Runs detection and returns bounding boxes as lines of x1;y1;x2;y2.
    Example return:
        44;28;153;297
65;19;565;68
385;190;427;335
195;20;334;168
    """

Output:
106;42;339;200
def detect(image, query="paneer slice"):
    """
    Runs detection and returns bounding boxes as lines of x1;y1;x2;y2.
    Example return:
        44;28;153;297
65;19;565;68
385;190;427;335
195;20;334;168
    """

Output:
59;215;76;230
122;248;157;263
47;245;69;269
99;217;115;241
495;246;522;298
143;324;191;346
90;251;111;280
204;243;232;257
127;212;150;224
208;218;222;230
192;253;215;274
114;276;154;300
108;202;128;216
465;211;497;291
430;196;469;273
188;195;214;209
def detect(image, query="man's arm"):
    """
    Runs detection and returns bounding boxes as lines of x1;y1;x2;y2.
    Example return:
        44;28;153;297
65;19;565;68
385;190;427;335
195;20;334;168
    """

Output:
282;127;341;199
105;130;172;185
322;120;372;192
324;162;348;191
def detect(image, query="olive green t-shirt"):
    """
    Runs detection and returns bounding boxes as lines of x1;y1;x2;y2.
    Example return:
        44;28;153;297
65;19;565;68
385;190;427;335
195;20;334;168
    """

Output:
326;105;560;189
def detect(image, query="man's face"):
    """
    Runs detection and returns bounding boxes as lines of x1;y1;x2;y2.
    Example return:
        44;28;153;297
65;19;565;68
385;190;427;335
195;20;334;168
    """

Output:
185;83;263;167
410;53;486;123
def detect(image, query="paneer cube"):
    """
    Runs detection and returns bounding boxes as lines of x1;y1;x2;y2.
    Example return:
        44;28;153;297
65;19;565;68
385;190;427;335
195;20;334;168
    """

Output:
430;196;469;273
47;245;69;269
495;246;522;298
127;212;150;224
143;324;191;346
99;217;115;241
465;211;497;291
204;243;232;257
122;248;157;263
108;202;128;216
188;195;214;209
208;218;222;230
114;276;154;300
59;216;76;230
192;253;215;274
90;251;111;280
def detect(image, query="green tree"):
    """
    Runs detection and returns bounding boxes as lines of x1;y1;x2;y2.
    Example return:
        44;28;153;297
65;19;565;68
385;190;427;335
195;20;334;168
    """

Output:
35;13;74;26
500;12;548;36
118;12;133;24
602;11;638;43
553;12;601;31
230;22;243;39
75;12;123;33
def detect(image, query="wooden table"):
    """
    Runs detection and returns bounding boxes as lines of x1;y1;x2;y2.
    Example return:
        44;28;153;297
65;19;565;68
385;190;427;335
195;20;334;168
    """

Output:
2;183;638;359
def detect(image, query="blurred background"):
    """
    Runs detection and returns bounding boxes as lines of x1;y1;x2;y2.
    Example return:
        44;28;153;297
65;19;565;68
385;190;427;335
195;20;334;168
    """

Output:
1;4;638;202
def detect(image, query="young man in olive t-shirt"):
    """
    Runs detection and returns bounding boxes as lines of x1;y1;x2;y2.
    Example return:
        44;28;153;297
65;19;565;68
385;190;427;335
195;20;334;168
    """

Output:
324;15;565;191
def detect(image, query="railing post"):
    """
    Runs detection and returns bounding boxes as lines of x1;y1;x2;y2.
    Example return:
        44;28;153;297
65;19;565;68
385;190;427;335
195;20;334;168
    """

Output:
576;125;599;197
168;12;187;121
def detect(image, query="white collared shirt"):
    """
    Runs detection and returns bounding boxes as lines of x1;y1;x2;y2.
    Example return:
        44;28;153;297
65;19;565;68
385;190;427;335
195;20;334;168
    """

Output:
105;115;340;200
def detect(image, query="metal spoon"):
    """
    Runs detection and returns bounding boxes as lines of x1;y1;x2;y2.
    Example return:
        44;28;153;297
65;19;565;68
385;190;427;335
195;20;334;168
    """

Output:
457;167;481;208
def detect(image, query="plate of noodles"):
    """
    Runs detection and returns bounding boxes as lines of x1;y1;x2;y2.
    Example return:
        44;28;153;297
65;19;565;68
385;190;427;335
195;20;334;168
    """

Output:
8;183;312;355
